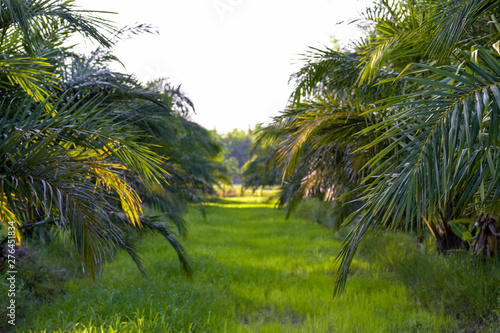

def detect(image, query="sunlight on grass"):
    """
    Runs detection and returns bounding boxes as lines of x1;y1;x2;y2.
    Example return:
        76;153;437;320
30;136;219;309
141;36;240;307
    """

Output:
17;196;457;332
205;196;274;208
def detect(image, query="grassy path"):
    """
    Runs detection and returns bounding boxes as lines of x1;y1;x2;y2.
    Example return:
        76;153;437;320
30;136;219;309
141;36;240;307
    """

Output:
17;197;455;332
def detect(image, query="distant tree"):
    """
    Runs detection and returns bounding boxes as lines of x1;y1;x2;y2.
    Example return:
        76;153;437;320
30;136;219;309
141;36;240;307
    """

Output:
218;129;253;184
221;129;252;166
242;125;282;193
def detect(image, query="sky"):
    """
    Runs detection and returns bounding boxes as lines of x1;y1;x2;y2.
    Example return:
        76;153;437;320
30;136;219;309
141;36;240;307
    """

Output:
73;0;373;134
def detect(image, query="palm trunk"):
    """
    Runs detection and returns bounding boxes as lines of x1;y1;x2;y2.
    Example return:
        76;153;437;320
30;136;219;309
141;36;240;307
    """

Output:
472;213;500;257
435;221;464;252
426;200;465;253
437;201;465;252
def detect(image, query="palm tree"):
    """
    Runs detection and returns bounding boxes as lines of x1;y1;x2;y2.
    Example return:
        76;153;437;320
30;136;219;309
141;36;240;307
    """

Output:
0;95;192;276
258;92;380;224
0;0;116;101
54;46;230;233
333;0;500;294
0;0;228;278
336;45;500;293
258;0;500;294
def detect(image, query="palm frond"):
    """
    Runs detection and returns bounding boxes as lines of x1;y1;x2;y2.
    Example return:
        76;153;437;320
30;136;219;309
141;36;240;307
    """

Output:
426;0;500;57
335;46;500;295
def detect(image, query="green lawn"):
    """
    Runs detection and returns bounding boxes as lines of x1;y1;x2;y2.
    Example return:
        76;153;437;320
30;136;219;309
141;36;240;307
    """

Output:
17;197;460;332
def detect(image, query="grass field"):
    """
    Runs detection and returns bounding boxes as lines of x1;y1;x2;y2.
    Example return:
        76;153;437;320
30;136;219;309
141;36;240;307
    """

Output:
12;196;500;332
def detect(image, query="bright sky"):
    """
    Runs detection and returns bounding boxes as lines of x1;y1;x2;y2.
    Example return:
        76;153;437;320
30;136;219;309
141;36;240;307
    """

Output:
74;0;372;134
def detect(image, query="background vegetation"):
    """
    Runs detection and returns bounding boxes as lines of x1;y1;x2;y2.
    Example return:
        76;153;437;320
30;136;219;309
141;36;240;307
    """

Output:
2;0;500;332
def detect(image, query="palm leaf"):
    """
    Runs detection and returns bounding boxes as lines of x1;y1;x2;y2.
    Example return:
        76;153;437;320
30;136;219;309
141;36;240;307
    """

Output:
335;47;500;295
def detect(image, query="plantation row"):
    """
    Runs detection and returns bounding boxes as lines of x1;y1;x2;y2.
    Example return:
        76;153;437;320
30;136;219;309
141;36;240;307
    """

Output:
1;0;500;331
0;0;235;290
242;0;500;293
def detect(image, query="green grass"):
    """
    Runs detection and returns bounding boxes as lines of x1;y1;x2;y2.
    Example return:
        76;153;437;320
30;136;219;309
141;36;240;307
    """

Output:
14;197;469;332
215;185;278;198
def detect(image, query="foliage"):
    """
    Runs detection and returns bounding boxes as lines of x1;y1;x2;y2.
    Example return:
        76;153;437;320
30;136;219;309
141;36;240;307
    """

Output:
0;0;228;282
241;125;282;192
256;0;500;296
219;129;253;169
336;1;500;294
396;251;500;329
215;126;281;187
214;129;253;184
